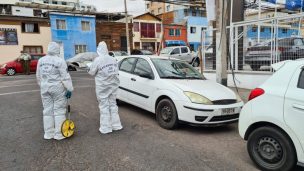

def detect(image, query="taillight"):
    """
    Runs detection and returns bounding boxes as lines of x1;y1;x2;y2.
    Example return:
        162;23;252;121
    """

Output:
248;88;265;101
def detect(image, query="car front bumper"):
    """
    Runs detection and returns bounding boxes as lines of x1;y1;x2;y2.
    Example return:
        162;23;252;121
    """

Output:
175;100;243;125
0;68;7;75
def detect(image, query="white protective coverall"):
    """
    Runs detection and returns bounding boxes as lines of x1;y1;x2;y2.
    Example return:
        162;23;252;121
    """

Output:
89;42;123;134
36;42;74;140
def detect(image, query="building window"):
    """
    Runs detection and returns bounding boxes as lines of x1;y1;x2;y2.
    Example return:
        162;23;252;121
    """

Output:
184;9;189;16
43;0;49;3
190;27;196;34
52;1;58;4
56;19;66;30
146;3;150;9
252;26;257;32
22;23;39;33
158;7;162;14
134;22;139;32
23;46;43;54
33;9;42;17
151;10;154;14
140;23;155;38
156;24;161;32
175;29;181;36
261;27;265;32
192;10;197;16
169;29;174;36
282;28;288;34
166;5;170;12
75;45;87;54
81;21;90;31
62;2;67;5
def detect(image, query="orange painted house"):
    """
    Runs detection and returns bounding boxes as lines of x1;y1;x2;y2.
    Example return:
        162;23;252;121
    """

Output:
158;12;188;47
163;24;187;47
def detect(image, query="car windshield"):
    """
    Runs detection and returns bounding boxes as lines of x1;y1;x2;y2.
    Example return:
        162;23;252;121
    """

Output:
160;48;173;54
152;59;205;80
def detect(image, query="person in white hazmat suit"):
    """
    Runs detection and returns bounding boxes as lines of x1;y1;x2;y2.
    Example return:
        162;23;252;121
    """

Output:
36;42;74;140
89;42;123;134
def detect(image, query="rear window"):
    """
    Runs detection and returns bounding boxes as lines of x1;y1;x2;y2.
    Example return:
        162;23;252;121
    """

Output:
181;47;189;53
298;69;304;89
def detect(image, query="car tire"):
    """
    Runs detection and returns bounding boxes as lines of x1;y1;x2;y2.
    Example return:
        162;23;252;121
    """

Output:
116;99;124;106
6;68;16;76
247;126;297;171
192;58;200;67
68;66;77;71
156;99;178;130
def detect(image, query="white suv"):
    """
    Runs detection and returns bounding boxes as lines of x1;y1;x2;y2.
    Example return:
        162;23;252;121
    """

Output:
239;60;304;171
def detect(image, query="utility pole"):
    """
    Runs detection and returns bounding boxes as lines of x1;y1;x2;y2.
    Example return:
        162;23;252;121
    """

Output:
124;0;131;55
216;0;228;86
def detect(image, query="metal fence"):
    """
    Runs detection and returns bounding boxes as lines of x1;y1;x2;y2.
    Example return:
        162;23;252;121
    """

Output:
201;13;304;72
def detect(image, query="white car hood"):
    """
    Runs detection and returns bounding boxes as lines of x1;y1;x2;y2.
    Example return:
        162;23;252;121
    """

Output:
168;79;237;101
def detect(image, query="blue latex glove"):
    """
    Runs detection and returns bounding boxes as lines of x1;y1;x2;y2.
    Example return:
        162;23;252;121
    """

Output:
65;91;72;99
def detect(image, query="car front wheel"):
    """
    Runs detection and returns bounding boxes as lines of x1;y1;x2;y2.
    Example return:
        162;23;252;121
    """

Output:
156;99;178;129
6;68;16;76
247;126;297;171
192;58;200;67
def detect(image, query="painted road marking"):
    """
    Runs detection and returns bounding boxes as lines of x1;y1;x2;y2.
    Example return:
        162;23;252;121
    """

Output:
0;85;94;96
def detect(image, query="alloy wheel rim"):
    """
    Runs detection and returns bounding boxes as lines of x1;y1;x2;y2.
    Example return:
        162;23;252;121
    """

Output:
7;69;14;75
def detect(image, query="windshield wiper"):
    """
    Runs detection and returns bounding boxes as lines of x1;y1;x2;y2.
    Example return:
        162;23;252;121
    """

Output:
161;76;185;79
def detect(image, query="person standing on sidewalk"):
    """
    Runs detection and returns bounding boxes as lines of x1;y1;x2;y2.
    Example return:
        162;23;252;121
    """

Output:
19;51;31;75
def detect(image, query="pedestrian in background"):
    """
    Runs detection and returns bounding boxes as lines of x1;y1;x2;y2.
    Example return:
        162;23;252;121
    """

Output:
36;42;73;140
88;41;123;134
19;51;31;75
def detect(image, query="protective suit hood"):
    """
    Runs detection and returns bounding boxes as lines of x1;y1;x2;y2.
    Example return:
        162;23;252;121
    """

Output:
97;41;109;57
48;42;60;56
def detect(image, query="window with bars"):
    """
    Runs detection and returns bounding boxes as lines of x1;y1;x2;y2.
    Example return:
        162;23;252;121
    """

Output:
134;22;139;32
175;29;181;36
81;21;91;31
156;24;161;32
56;19;66;30
140;23;155;38
169;29;174;36
23;46;43;54
75;45;87;54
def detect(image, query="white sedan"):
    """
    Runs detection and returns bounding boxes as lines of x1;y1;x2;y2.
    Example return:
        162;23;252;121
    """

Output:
239;60;304;171
117;56;243;129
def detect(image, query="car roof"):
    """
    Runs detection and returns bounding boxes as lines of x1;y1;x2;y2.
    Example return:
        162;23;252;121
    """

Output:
122;55;180;61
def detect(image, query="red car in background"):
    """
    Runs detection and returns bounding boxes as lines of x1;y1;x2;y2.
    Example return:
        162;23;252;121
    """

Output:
0;54;45;76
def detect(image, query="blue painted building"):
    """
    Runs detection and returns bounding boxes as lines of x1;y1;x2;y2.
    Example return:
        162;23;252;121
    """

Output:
247;26;299;40
49;12;96;60
172;8;209;51
187;16;209;51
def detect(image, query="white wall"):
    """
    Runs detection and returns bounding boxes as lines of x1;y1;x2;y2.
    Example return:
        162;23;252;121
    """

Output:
188;25;207;43
203;72;272;89
12;6;33;17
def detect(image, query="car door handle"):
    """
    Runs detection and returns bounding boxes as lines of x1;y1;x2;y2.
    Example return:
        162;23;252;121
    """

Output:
292;104;304;111
131;78;136;81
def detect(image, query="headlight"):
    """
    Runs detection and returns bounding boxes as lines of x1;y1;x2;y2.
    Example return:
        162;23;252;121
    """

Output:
236;93;242;102
1;64;7;68
184;91;213;105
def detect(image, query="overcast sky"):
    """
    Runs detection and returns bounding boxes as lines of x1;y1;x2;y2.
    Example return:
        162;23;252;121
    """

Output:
82;0;146;15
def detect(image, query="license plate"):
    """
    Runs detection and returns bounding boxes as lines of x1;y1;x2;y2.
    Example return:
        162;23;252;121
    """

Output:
222;108;235;115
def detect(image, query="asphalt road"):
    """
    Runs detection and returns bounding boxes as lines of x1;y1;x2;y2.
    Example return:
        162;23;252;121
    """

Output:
0;71;302;171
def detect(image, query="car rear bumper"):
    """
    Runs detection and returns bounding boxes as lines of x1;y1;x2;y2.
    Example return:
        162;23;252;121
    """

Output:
175;100;243;125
